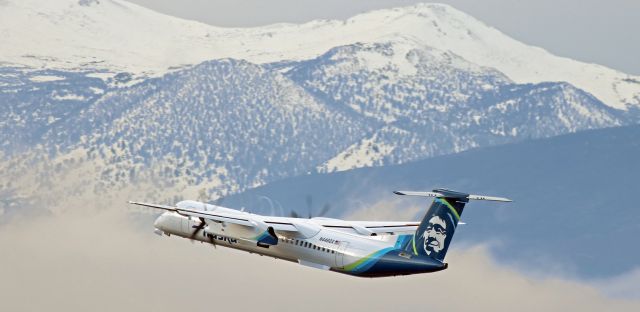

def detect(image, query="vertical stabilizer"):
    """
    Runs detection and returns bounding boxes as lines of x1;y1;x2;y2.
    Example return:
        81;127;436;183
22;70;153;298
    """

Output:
394;189;510;262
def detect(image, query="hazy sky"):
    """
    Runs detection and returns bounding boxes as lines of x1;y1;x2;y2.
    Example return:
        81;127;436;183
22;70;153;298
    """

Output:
127;0;640;75
1;207;639;311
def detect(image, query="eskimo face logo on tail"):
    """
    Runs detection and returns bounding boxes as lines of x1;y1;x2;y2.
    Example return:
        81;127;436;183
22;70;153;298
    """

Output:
422;216;447;255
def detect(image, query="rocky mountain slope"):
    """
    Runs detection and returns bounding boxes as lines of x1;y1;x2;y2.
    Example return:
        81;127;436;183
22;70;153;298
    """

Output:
0;0;637;215
0;44;627;210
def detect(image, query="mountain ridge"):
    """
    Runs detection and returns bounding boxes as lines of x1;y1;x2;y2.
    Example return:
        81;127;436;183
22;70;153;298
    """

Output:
1;0;639;109
0;51;629;218
1;1;638;241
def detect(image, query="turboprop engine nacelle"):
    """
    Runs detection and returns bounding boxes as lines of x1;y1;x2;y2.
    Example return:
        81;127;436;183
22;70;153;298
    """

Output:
250;220;278;247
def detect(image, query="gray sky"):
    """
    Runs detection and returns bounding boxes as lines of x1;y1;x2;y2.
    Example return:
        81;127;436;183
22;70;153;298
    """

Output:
1;207;639;311
127;0;640;75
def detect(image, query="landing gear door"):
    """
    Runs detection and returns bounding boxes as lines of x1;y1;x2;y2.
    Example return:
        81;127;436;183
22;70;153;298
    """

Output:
335;242;349;268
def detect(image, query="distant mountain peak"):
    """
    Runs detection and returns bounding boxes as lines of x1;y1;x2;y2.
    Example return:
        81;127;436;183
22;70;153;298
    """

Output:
1;0;638;109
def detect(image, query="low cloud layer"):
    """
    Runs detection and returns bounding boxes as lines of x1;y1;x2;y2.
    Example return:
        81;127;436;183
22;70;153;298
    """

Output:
1;208;638;312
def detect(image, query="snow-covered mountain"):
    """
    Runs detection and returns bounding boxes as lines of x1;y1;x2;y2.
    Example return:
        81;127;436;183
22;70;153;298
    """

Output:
2;0;639;110
0;66;110;154
283;42;622;170
0;45;626;211
0;59;369;210
0;0;637;214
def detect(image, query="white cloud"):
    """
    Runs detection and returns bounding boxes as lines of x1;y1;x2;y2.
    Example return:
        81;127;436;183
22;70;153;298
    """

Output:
594;268;640;300
0;208;638;312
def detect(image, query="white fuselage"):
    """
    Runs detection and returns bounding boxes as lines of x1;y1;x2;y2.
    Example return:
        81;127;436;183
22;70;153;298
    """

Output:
135;188;509;276
153;211;404;272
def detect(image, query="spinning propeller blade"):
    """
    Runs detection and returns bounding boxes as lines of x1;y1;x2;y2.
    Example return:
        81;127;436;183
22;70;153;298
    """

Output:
189;217;207;240
289;195;333;219
318;203;332;217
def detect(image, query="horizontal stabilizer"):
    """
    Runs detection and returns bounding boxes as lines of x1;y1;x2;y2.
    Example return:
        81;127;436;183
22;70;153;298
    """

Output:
467;194;512;202
393;191;443;198
394;190;512;202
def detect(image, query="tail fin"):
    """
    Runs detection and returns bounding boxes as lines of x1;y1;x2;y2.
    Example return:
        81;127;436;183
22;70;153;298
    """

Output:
394;189;511;262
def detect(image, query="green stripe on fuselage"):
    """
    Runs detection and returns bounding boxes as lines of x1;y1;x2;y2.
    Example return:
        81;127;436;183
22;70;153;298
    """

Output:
343;247;394;272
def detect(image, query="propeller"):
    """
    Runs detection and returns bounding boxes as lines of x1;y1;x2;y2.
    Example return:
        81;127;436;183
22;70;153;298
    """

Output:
189;216;218;248
289;195;332;219
191;193;223;248
207;229;217;249
306;195;313;219
257;195;285;216
190;217;207;240
318;203;332;218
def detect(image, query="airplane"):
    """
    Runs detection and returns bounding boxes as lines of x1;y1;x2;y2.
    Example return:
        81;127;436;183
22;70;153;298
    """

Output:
129;188;511;277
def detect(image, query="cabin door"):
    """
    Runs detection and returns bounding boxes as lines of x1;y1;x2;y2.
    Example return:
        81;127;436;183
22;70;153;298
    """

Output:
335;242;349;268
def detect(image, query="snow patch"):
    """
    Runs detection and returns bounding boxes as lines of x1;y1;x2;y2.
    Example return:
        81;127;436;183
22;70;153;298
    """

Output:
319;130;395;172
52;93;87;101
29;75;65;82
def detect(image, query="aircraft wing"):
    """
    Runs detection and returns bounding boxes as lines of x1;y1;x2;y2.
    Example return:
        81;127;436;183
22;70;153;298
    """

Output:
309;218;420;235
351;221;420;234
129;201;418;235
128;201;297;231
